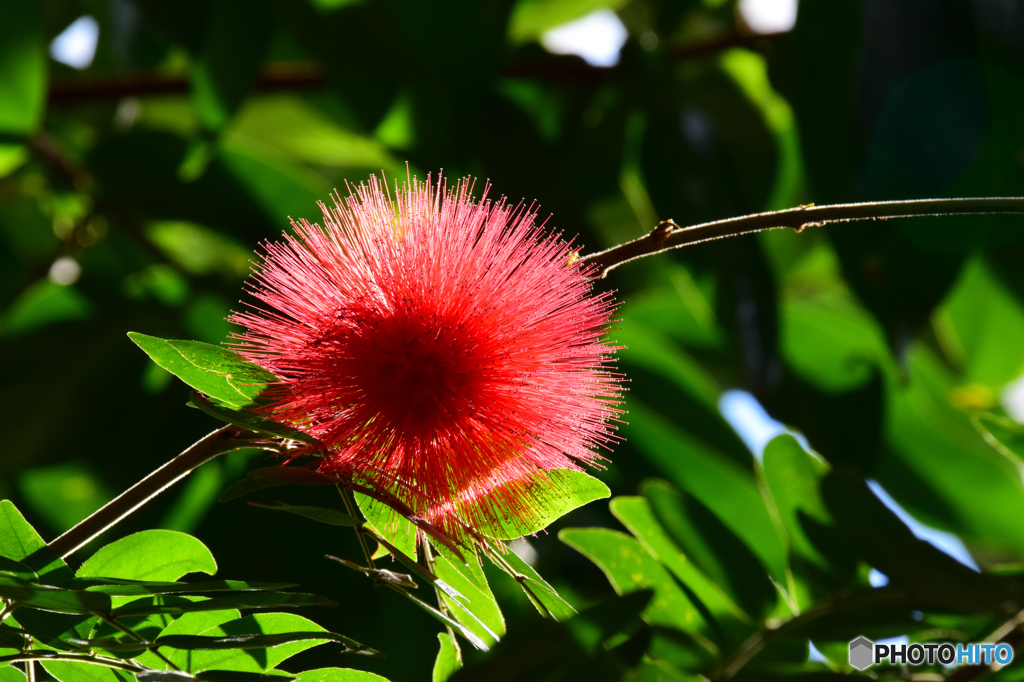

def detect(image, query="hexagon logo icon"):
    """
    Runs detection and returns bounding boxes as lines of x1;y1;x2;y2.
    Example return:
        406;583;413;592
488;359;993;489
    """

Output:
849;636;874;670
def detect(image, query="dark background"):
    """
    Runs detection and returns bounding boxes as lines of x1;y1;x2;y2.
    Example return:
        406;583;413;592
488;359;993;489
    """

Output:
4;0;1024;679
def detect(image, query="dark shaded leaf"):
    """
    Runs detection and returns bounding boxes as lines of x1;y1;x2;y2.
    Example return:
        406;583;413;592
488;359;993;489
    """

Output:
113;592;335;616
0;574;110;615
73;580;297;596
248;503;360;527
188;393;320;445
155;630;380;657
219;467;338;503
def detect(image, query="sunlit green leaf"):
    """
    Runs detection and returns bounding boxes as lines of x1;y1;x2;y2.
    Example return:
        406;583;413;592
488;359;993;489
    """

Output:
558;528;707;634
432;632;461;682
295;669;389;682
475;469;610;541
354;492;417;560
609;494;752;643
433;551;505;647
0;499;46;561
488;550;575;621
167;612;336;672
128;333;251;408
76;530;217;582
167;340;275;402
42;660;134;682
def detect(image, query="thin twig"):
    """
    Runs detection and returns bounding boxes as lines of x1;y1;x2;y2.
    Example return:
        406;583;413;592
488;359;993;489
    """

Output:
47;425;256;559
338;486;377;571
943;608;1024;682
579;197;1024;278
100;615;181;671
0;653;145;674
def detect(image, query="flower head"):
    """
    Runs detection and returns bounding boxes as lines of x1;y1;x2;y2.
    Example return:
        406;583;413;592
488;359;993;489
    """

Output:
231;174;622;540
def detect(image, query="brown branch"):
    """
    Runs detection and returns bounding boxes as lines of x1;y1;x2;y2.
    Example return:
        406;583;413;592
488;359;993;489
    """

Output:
48;62;325;107
943;609;1024;682
46;31;784;106
579;198;1024;278
46;425;255;559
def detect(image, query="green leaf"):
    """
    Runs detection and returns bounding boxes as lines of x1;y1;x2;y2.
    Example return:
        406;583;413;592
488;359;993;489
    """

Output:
433;552;505;648
77;530;217;582
0;500;46;561
167;613;334;673
642;481;778;620
488;550;575;621
191;0;273;131
196;672;296;682
943;258;1024;387
476;469;611;541
75;580;296;596
884;346;1024;556
167;341;276;403
558;528;707;634
249;503;360;528
0;574;110;615
13;610;98;651
41;660;134;682
113;592;335;617
609;495;752;642
760;435;832;567
972;412;1024;466
0;556;35;581
188;394;319;445
624;403;789;584
295;669;389;682
135;604;242;669
354;493;416;560
128;333;252;408
391;588;489;652
156;606;242;638
507;0;631;43
433;632;461;682
219;468;338;503
0;0;44;177
779;287;888;393
155;630;380;657
0;666;25;682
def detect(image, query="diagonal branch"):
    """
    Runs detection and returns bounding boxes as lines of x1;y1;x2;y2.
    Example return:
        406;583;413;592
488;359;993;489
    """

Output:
47;425;257;559
579;197;1024;278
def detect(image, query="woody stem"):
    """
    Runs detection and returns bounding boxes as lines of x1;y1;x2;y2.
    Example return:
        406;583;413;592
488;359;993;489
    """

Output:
47;425;256;559
578;197;1024;278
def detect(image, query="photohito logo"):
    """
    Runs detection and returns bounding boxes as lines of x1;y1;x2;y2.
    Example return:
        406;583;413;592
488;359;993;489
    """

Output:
848;636;1015;670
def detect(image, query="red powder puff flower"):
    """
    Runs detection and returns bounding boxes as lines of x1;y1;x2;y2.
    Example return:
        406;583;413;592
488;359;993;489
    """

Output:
230;174;623;541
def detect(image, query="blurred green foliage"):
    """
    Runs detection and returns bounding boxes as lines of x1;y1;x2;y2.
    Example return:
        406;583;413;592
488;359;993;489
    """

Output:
4;0;1024;679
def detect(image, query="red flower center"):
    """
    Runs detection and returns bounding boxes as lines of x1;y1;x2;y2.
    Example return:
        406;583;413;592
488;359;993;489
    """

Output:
335;300;489;442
